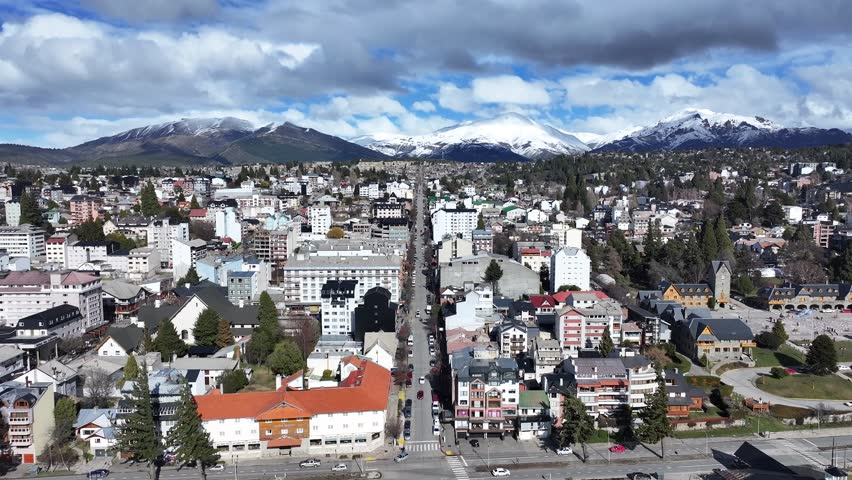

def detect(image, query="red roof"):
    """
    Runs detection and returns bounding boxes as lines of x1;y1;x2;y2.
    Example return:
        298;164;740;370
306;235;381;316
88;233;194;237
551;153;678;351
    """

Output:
552;290;608;304
189;208;207;217
529;295;556;308
195;391;283;420
47;237;66;244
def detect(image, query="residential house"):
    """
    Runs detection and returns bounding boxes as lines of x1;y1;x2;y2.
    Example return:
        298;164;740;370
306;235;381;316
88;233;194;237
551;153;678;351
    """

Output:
74;408;118;458
0;382;55;464
673;316;755;364
451;351;519;439
97;326;146;357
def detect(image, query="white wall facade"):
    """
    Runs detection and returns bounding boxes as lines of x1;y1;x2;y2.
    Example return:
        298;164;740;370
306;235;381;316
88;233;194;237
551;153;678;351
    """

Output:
550;247;591;292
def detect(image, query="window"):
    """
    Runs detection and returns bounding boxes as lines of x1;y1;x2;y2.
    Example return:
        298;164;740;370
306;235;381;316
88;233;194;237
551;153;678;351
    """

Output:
296;427;304;434
266;430;272;435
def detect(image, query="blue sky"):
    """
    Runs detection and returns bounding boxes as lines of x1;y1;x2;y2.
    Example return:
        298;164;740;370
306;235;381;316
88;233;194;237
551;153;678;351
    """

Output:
1;0;851;147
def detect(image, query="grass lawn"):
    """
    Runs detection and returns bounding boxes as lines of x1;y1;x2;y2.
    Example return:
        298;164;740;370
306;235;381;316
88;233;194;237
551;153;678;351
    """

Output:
673;353;692;374
756;373;852;400
752;345;805;368
835;341;852;362
242;364;276;392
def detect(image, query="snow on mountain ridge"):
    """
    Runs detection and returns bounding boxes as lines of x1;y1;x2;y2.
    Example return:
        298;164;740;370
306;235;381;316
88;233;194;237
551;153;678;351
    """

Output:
112;117;255;142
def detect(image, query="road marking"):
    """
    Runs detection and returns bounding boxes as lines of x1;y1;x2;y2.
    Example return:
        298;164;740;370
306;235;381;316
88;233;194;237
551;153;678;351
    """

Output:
803;438;818;448
460;455;468;467
405;441;441;452
446;456;470;480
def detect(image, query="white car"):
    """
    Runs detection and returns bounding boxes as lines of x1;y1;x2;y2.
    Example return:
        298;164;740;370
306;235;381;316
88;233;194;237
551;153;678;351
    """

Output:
433;426;441;436
840;365;851;371
556;447;573;455
491;468;511;477
419;376;426;384
844;401;852;407
408;350;414;357
209;465;225;472
331;464;347;472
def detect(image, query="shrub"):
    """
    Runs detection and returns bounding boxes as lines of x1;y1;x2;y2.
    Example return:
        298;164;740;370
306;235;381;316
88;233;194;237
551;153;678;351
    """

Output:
755;331;783;350
770;366;789;379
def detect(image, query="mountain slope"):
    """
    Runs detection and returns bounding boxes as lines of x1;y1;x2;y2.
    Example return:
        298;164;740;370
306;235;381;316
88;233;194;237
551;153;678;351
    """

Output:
358;113;589;161
594;109;852;152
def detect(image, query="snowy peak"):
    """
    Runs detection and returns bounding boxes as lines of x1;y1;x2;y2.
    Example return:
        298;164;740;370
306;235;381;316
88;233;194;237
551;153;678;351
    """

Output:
359;113;589;161
108;117;256;143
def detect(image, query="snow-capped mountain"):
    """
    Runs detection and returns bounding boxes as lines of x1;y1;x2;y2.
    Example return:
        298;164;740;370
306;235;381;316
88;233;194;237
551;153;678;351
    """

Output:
356;113;590;161
570;127;643;149
593;108;852;152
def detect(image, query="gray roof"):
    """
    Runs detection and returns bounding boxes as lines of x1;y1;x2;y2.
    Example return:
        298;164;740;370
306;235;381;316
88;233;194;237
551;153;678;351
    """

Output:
103;325;145;353
571;357;626;376
0;345;24;363
169;357;238;371
74;408;117;429
688;317;753;342
102;280;144;300
137;304;181;332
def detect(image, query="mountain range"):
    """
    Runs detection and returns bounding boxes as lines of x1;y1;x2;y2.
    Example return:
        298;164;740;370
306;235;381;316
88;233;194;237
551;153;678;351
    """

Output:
0;109;850;166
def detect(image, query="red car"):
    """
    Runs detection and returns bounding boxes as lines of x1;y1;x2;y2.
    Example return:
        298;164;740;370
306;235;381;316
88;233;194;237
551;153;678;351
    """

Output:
784;367;797;375
417;390;424;400
610;444;626;453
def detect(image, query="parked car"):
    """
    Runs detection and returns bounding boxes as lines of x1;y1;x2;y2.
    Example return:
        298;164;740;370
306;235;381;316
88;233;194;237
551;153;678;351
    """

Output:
843;401;852;407
417;390;424;400
470;439;480;448
87;470;110;479
433;425;441;435
429;360;436;367
394;452;410;463
556;447;573;455
209;464;225;472
331;464;347;472
784;367;797;374
840;365;851;371
491;467;511;477
300;459;321;468
405;379;412;388
419;376;426;384
408;350;414;358
610;444;626;453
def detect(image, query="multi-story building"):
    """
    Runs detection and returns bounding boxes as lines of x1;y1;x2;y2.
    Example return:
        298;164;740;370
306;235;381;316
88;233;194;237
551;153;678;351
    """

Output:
227;271;258;305
556;296;623;357
565;357;630;417
471;229;493;254
69;195;102;225
4;200;20;227
65;241;121;270
438;236;474;264
308;205;332;236
550;223;582;249
498;318;527;357
103;216;152;242
432;208;477;243
146;218;189;267
215;207;242;243
0;382;55;464
14;304;84;340
0;271;104;330
173;239;207;282
281;253;401;305
102;280;148;322
45;233;76;265
550;247;591;292
451;352;519;439
0;225;45;259
320;280;358;336
127;247;160;279
371;199;405;219
518;247;551;274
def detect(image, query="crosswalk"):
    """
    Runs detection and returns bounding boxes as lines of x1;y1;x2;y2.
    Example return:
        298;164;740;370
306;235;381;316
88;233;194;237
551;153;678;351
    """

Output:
780;439;828;466
446;456;469;480
404;441;441;452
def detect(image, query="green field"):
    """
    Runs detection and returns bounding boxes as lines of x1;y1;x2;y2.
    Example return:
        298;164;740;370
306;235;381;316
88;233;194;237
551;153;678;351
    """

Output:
834;341;852;362
242;365;276;392
756;373;852;400
673;353;692;374
751;345;805;368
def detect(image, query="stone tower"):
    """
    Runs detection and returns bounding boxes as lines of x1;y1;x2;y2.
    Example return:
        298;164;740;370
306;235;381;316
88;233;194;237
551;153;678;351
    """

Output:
706;260;732;304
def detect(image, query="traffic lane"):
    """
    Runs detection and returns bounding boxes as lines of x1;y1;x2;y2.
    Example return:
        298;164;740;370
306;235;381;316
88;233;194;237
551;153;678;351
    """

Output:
466;458;723;479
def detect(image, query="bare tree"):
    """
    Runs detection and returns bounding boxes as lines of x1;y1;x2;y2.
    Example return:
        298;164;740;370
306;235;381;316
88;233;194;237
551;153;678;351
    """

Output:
288;315;319;358
81;368;116;408
384;416;402;443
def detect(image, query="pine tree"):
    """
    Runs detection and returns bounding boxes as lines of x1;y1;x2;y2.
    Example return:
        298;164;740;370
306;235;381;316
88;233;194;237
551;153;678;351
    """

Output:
806;334;838;375
123;355;139;382
771;319;789;344
700;222;718;263
477;212;485;230
178;267;200;286
215;319;234;349
832;244;852;283
142;326;154;354
140;181;161;217
116;362;162;480
167;384;220;478
190;196;201;209
19;191;42;226
193;309;220;347
153;318;187;361
598;326;614;358
714;216;733;255
636;371;673;458
556;395;595;461
248;292;280;363
483;259;504;284
644;221;662;262
267;340;306;375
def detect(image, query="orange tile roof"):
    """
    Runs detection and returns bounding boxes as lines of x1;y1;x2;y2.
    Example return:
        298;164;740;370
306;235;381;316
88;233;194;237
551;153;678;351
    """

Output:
195;391;282;420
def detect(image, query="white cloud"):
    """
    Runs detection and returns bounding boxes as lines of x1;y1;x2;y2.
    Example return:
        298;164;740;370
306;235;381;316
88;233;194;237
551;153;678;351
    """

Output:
412;100;436;112
436;83;476;113
471;75;551;105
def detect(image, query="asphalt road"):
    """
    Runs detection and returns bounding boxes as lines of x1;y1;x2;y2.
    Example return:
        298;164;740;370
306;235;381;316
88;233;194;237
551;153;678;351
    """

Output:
720;367;852;409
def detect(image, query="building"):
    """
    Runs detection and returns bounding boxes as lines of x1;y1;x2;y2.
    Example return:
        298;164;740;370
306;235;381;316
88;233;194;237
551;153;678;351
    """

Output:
74;408;118;458
706;260;732;305
565;357;629;417
550;247;591;292
173;239;207;282
4;200;20;227
498;319;527;357
102;280;148;322
551;224;582;249
147;218;189;267
96;326;145;357
673;316;755;364
281;253;401;306
432;208;478;243
0;382;55;464
660;283;715;308
45;233;76;265
452;353;519;439
320;280;358;336
0;271;103;331
65;241;121;270
215;207;242;243
471;229;493;254
371;200;405;219
556;295;623;356
0;225;45;259
440;253;540;300
518;247;551;275
308;205;332;235
362;332;397;371
69;195;102;225
14;305;84;340
352;287;398;342
127;247;160;279
438;236;474;264
227;270;259;304
517;390;551;440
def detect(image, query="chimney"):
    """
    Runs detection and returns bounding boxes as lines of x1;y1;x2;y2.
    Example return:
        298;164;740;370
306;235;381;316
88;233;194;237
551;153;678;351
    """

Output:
25;377;30;388
239;299;244;308
155;299;161;308
185;283;190;289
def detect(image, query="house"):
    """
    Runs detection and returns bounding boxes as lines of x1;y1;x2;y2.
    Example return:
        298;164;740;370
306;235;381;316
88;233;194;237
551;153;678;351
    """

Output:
0;382;55;464
13;360;78;397
674;316;755;364
102;280;148;322
517;390;550;440
498;318;528;357
363;332;397;370
665;369;704;417
97;326;146;357
168;357;239;393
74;408;118;457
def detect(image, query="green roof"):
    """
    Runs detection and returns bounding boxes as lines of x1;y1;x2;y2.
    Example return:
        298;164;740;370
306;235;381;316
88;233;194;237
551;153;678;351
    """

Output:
501;205;520;213
519;390;549;409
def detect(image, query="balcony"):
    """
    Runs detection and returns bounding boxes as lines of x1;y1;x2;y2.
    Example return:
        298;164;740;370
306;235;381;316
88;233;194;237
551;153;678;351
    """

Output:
9;436;31;447
8;416;30;425
9;427;30;435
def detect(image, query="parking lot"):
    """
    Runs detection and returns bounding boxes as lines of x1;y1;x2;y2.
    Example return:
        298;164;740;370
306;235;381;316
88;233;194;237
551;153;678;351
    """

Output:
720;298;852;341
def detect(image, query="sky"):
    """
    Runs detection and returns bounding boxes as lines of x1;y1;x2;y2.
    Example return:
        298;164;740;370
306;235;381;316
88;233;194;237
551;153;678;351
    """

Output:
1;0;852;147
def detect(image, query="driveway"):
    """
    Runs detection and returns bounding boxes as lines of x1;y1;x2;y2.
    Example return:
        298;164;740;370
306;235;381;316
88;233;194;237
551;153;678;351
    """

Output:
720;367;850;410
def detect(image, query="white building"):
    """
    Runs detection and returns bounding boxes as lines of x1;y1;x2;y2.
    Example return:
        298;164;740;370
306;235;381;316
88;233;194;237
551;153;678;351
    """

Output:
5;200;20;226
127;247;160;279
438;236;474;264
320;280;358;336
146;218;189;267
432;208;478;243
0;271;104;330
782;205;803;224
551;224;583;249
550;247;591;292
215;207;242;243
308;205;332;236
362;332;397;371
452;354;520;439
46;233;75;265
173;239;208;282
281;253;401;305
0;225;45;259
444;284;496;332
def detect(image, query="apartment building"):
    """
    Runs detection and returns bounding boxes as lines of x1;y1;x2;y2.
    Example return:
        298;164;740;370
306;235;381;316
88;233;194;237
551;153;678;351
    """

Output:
551;223;582;249
371;200;405;219
550;246;591;292
281;253;401;305
0;382;54;464
14;305;84;340
215;207;242;243
0;271;104;330
556;296;623;357
565;357;629;417
498;318;527;357
127;247;160;279
0;225;45;259
308;205;332;235
69;195;102;225
173;239;207;282
432;208;478;243
518;247;551;274
4;200;20;227
146;218;189;267
471;229;494;253
65;241;121;270
227;271;258;304
45;233;76;265
452;353;520;439
438;236;474;264
320;280;358;336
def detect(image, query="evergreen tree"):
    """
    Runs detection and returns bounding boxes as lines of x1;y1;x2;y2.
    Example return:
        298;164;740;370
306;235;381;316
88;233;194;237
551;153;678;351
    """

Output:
220;369;248;393
189;196;201;209
247;292;280;363
598;326;614;358
19;191;42;226
215;319;234;349
143;326;155;354
644;221;662;262
73;219;106;242
700;222;718;263
153;318;187;361
477;212;485;230
193;309;220;347
771;319;789;344
832;243;852;283
636;371;673;458
556;395;595;461
116;362;162;480
483;259;504;284
714;216;733;255
123;355;139;382
54;398;77;443
140;181;161;217
167;384;220;478
267;340;306;375
806;334;838;375
178;267;200;286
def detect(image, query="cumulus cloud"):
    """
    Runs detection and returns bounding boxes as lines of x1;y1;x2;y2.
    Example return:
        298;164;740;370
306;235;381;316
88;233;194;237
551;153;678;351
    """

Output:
471;75;550;105
436;83;477;113
81;0;219;23
412;101;436;112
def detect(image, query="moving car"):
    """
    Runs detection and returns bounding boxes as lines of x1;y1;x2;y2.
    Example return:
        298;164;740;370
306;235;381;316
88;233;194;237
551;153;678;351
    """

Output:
419;376;426;384
433;425;441;435
209;464;225;472
610;444;626;453
417;390;424;400
331;464;347;472
300;459;321;468
470;439;480;448
394;452;410;463
556;447;573;455
844;401;852;407
87;470;110;479
491;467;511;477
